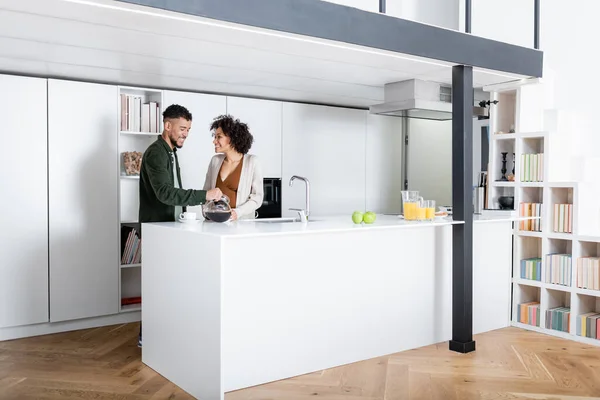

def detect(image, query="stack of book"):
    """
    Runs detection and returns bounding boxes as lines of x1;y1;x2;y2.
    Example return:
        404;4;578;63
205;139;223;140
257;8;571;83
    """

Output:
577;256;600;290
121;227;141;265
120;94;161;133
546;307;570;332
517;301;540;327
553;203;573;233
519;202;542;231
577;312;600;339
520;257;542;281
520;153;544;182
545;253;572;286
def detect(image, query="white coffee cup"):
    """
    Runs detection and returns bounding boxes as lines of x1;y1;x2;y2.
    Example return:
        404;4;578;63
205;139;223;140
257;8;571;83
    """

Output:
179;211;197;221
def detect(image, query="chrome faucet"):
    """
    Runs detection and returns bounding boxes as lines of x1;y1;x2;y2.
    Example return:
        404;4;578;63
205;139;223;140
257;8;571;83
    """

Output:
289;175;310;221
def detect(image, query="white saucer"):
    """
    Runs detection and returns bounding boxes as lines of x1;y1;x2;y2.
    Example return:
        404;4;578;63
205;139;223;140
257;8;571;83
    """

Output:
178;218;200;224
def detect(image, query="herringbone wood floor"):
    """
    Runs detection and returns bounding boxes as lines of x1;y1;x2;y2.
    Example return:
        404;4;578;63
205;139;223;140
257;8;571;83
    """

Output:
1;323;600;400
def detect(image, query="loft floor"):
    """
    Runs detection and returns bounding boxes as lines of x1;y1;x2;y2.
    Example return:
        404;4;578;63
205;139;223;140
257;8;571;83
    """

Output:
1;324;598;399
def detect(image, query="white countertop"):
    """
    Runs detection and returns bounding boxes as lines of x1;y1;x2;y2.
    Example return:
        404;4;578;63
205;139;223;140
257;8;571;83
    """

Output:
145;213;533;238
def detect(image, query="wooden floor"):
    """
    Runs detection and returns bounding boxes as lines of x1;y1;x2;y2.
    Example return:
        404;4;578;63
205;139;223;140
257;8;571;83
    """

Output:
2;323;600;400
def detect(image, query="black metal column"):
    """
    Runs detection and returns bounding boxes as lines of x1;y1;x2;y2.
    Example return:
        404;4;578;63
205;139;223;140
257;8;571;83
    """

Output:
534;0;540;49
449;65;476;354
379;0;386;13
465;0;471;33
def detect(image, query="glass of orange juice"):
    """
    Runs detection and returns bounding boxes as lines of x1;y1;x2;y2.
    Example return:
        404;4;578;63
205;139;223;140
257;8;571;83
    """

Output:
401;191;420;221
416;201;427;221
424;200;436;221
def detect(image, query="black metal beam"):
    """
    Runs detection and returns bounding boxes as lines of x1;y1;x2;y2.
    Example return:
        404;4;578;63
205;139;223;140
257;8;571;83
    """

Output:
449;65;476;354
465;0;472;33
534;0;540;49
116;0;543;78
379;0;386;14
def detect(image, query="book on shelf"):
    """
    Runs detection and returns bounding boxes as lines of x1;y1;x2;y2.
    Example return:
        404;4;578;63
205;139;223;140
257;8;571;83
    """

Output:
545;306;570;332
121;296;142;306
545;254;572;286
577;312;600;339
520;257;541;281
577;257;600;290
553;203;573;233
517;301;540;327
519;202;542;231
121;226;141;265
120;93;161;133
520;153;544;182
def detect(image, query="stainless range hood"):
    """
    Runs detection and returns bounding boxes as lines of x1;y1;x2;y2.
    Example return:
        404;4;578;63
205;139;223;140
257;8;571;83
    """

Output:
369;79;488;121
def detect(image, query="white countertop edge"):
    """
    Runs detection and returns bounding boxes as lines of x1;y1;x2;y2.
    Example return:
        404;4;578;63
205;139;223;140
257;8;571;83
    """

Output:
144;217;464;239
144;214;536;239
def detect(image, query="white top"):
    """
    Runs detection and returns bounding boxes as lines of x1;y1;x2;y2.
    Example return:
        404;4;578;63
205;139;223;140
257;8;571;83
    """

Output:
145;214;537;238
203;153;264;220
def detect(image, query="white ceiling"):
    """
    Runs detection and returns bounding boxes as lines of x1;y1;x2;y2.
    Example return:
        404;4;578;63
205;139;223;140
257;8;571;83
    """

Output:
0;0;528;108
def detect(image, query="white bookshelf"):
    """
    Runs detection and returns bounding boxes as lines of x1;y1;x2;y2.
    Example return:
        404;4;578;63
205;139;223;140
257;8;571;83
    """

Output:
117;86;163;313
485;79;600;346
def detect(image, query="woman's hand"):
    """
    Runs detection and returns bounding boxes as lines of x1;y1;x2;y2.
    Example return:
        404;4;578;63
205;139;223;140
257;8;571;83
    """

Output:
230;210;238;221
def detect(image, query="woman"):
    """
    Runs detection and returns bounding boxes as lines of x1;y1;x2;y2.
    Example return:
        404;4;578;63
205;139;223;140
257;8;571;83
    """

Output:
203;114;264;221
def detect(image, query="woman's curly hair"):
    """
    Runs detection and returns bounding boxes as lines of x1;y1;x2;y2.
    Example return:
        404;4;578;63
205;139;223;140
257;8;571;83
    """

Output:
210;114;254;155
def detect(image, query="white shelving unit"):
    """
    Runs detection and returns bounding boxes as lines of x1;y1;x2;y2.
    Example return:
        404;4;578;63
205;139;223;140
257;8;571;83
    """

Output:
485;79;600;346
117;85;163;314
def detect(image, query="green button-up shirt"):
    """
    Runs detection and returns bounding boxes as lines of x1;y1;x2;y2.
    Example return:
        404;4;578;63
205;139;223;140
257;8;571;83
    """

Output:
139;137;207;223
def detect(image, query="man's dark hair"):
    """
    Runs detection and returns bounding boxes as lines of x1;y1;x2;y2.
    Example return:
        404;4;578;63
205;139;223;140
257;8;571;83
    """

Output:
210;114;254;155
163;104;192;121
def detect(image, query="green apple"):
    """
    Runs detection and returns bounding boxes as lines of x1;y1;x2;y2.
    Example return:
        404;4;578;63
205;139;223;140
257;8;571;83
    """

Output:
352;211;364;224
363;211;376;224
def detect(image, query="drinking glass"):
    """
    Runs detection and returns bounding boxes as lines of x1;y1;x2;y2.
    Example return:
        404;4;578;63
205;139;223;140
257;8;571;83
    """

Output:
416;199;427;221
401;190;420;221
424;200;436;220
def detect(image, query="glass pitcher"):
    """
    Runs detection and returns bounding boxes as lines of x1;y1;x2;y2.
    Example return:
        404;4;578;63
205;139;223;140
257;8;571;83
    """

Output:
202;195;232;223
401;190;422;221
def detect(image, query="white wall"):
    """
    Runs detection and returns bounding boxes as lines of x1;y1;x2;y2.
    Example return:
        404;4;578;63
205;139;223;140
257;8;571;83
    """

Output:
281;103;403;218
466;0;535;47
407;119;453;208
321;0;379;13
406;118;489;209
538;0;600;234
387;0;460;30
320;0;460;30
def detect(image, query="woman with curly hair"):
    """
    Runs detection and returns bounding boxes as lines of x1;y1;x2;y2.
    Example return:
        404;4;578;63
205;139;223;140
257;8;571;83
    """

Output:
203;114;264;220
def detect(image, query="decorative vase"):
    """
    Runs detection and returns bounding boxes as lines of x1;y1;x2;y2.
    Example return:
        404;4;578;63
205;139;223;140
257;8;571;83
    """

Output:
500;152;508;181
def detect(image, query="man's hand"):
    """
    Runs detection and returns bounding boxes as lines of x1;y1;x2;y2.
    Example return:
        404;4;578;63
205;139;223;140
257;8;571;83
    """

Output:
230;210;238;221
206;188;223;201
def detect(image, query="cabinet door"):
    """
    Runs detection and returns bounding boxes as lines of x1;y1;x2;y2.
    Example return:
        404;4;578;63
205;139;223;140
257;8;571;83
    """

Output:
366;114;404;214
226;96;282;178
48;79;119;322
282;103;366;217
0;75;49;328
162;90;227;215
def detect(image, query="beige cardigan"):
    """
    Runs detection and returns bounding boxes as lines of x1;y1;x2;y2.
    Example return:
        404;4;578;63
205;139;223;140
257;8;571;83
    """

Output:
203;154;264;219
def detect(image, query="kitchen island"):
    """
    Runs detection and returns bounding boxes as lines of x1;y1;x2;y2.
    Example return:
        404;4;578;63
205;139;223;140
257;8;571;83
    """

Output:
141;214;519;400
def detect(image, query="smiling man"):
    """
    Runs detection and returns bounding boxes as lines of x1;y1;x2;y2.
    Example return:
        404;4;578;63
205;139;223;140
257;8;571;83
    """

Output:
139;104;222;223
137;104;222;348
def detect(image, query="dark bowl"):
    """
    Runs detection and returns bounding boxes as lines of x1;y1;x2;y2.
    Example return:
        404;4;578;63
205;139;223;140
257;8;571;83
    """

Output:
205;211;231;223
498;196;514;210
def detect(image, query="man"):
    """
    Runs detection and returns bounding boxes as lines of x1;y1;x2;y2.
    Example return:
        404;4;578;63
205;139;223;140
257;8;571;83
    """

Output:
137;104;222;347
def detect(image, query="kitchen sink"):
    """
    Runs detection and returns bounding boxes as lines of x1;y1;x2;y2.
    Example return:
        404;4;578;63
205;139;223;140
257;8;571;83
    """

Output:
241;217;321;223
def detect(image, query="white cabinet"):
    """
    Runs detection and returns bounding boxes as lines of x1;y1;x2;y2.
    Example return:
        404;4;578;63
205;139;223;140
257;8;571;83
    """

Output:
282;103;367;217
162;90;227;215
366;115;404;214
48;79;119;322
226;96;282;178
0;75;49;328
